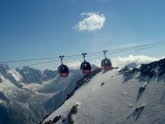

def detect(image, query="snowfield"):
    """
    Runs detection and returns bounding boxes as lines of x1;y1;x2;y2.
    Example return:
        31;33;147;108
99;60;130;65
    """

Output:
43;69;165;124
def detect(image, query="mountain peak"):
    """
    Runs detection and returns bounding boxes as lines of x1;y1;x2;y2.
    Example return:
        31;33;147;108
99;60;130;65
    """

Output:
0;64;10;73
125;62;137;68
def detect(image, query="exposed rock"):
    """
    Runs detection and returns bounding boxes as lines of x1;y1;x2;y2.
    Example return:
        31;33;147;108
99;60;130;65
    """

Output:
52;115;61;123
0;78;2;83
71;104;79;114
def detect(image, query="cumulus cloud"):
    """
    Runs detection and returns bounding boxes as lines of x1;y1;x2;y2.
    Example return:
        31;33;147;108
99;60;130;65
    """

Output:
74;12;105;31
66;61;81;70
90;55;161;68
111;55;159;68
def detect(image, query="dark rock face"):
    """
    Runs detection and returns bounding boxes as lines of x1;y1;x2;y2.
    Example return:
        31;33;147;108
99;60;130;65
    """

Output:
119;58;165;82
43;69;57;81
16;66;45;84
140;58;165;78
52;115;61;123
70;104;79;114
0;78;2;83
0;92;10;102
0;64;10;73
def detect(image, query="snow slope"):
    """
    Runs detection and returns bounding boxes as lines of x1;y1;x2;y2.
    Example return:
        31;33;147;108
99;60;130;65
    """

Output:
43;69;165;124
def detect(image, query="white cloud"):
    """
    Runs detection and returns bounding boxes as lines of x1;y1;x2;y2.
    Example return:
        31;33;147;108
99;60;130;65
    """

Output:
74;12;105;31
67;61;81;70
111;55;159;68
89;55;161;68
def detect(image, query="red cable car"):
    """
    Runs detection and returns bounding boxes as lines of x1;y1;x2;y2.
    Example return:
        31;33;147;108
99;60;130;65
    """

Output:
58;55;69;77
101;50;113;71
80;53;91;75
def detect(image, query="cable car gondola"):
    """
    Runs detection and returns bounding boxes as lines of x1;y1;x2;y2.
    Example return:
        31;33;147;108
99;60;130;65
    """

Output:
101;50;113;71
80;53;91;74
58;55;69;77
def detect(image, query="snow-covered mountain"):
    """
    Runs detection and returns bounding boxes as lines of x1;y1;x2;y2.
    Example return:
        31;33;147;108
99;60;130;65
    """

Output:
0;64;86;124
43;58;165;124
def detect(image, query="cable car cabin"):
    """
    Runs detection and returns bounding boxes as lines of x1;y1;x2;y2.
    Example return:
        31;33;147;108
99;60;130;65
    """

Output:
80;61;91;74
58;64;69;77
101;58;113;71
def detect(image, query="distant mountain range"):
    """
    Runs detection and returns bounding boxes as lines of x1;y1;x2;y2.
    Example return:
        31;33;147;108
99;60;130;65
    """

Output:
0;64;57;86
0;64;92;124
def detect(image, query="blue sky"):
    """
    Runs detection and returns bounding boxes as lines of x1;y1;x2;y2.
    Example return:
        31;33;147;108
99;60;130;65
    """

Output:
0;0;165;69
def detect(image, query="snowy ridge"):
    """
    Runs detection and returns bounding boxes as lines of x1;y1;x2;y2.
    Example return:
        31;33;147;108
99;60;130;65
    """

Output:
43;67;165;124
7;69;22;82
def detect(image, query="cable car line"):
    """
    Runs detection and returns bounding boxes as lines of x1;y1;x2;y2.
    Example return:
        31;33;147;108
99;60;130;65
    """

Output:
4;41;165;70
1;40;164;64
